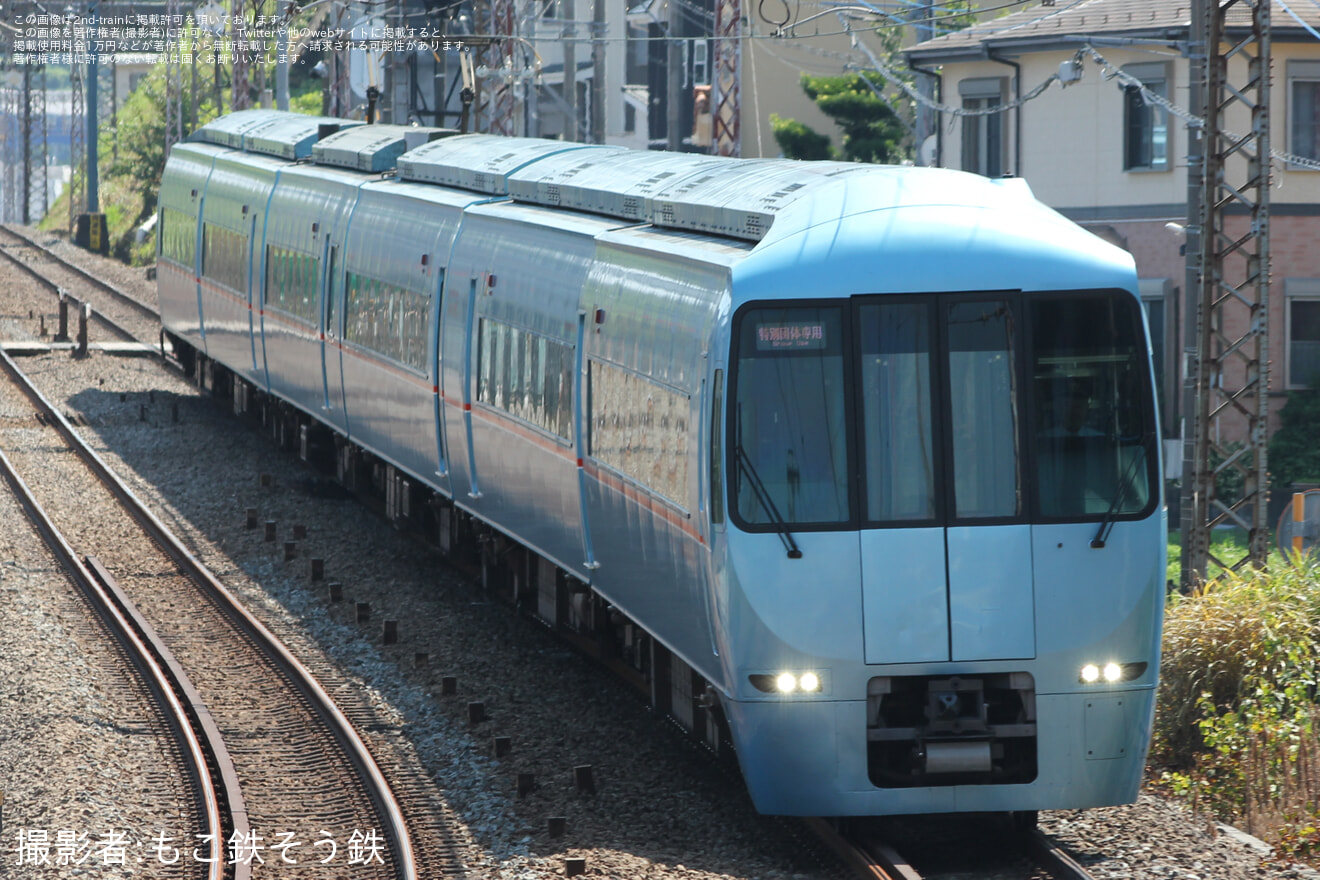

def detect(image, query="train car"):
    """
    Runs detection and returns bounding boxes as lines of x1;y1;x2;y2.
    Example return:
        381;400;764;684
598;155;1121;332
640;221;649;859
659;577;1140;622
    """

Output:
158;110;1165;818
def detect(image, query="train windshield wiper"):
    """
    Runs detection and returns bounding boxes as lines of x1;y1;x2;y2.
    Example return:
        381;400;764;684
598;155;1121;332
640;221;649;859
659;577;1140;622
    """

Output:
734;444;803;559
1091;439;1150;549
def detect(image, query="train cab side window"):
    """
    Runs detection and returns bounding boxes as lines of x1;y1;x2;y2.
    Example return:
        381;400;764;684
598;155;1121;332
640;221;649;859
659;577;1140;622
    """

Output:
859;302;936;522
710;369;724;525
1032;295;1154;518
947;300;1020;519
732;306;850;526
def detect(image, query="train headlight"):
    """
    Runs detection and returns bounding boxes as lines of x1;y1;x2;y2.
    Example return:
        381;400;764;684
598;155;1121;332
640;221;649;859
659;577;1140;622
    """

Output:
749;671;826;695
1079;661;1148;684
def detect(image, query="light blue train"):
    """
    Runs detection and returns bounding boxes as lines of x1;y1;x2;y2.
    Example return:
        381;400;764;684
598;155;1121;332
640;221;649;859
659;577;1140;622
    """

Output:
159;110;1166;818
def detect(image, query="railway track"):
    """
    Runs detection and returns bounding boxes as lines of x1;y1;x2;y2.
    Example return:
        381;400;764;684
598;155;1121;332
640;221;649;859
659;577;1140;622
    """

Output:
0;345;424;879
0;407;227;880
812;814;1098;880
0;224;161;346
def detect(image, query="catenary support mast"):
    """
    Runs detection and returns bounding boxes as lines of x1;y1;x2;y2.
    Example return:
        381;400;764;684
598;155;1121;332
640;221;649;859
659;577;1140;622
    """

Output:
1181;0;1273;586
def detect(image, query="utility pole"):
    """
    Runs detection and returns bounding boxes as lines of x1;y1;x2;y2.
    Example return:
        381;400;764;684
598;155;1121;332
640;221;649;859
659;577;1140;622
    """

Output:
233;0;250;109
591;0;604;143
1180;0;1206;586
1181;0;1273;585
491;0;517;134
910;1;934;162
711;0;739;155
87;2;99;215
562;0;577;140
21;64;31;224
69;62;84;228
665;0;680;150
33;65;47;220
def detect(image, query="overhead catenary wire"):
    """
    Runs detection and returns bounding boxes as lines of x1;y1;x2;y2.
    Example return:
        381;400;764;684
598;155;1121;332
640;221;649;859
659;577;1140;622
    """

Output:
1081;44;1320;173
829;15;1064;116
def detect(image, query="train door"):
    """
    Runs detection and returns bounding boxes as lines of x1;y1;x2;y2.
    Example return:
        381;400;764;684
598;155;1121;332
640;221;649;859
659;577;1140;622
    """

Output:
247;211;261;377
857;295;1035;665
857;299;949;664
320;241;341;416
938;296;1034;662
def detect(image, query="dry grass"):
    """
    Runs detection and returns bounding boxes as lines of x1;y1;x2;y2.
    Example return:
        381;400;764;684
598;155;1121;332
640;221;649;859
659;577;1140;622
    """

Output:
1156;554;1320;853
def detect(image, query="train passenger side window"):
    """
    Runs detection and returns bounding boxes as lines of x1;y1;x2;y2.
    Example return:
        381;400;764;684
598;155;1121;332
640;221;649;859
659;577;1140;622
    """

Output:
1031;296;1154;519
265;245;319;325
588;360;690;505
161;208;196;267
947;300;1020;519
202;223;248;293
859;302;936;522
477;318;574;439
344;271;430;372
732;306;850;526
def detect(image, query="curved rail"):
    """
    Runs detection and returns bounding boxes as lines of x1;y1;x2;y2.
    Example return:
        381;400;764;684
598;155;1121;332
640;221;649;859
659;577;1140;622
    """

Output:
0;345;418;880
0;405;229;880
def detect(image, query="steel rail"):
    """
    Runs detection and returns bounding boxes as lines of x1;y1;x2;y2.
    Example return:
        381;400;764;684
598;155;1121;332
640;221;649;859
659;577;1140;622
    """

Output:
803;818;902;880
0;223;161;323
0;397;229;880
813;816;1101;880
0;236;138;343
0;345;419;880
1025;828;1097;880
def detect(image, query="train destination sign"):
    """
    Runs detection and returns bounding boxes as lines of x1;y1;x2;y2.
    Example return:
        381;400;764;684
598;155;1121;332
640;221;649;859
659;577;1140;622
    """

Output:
755;321;827;351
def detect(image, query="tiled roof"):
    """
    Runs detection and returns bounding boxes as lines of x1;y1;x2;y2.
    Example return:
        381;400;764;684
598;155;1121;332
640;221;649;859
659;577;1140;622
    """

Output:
907;0;1318;59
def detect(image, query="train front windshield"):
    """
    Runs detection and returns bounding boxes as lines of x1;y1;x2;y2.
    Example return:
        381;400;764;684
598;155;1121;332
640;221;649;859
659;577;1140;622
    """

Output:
730;293;1157;529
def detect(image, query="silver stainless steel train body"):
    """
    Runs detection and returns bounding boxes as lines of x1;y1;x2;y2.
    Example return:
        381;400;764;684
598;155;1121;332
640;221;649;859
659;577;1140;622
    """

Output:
158;110;1166;817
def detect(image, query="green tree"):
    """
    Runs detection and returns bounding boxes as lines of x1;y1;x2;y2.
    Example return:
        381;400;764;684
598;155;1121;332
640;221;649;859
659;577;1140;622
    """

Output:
804;72;906;163
771;73;908;164
1270;389;1320;490
770;113;834;161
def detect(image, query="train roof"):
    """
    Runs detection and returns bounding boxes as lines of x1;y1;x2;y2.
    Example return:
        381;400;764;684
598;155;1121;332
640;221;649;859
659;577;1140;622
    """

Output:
189;109;364;156
312;123;456;172
184;111;1076;248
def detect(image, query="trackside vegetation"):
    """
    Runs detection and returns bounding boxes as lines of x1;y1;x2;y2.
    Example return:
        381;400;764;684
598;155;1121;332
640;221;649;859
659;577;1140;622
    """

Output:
1155;553;1320;861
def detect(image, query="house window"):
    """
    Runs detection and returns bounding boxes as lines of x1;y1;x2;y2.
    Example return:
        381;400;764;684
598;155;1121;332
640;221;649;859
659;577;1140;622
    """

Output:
1289;61;1320;165
959;78;1006;177
1122;63;1169;171
1286;280;1320;389
692;40;709;86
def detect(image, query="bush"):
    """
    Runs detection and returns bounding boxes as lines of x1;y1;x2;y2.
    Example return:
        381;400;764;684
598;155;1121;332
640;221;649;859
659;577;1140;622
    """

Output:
1156;558;1320;846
